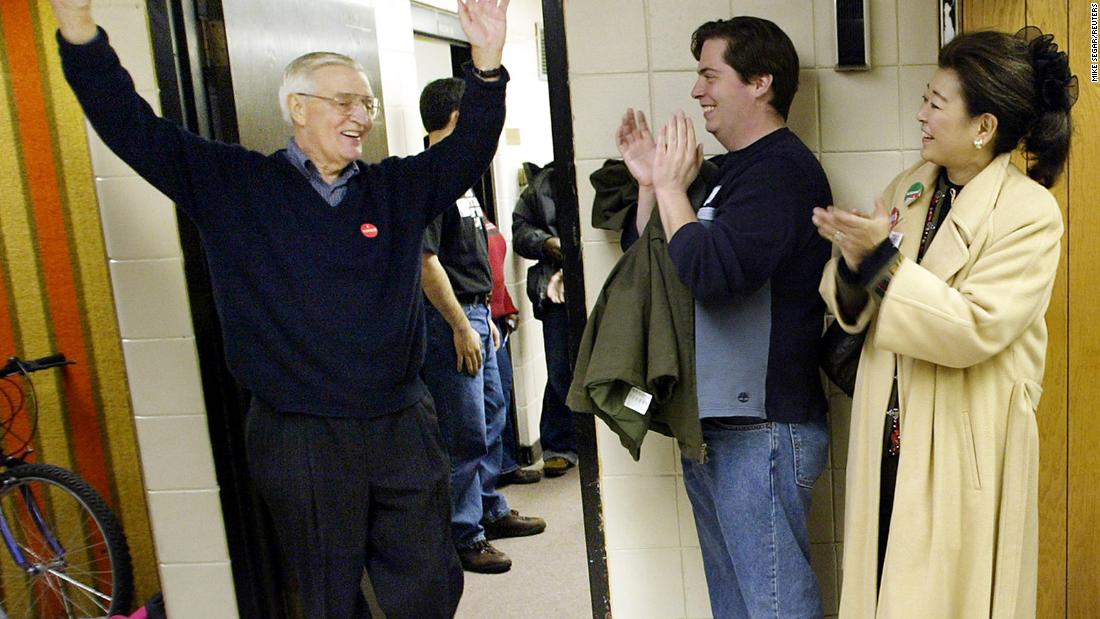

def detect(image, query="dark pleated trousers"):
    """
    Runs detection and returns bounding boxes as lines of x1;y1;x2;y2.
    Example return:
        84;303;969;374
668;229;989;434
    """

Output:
246;395;463;618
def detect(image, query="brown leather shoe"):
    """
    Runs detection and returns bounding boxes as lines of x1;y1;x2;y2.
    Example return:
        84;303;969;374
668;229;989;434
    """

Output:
483;509;547;540
542;456;575;478
497;468;542;488
458;540;512;573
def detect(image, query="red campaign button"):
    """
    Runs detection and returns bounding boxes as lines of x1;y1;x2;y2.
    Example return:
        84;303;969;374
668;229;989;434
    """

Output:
360;223;379;238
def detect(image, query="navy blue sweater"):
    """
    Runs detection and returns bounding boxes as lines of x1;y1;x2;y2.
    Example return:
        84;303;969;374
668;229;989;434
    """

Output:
668;128;832;423
59;29;507;417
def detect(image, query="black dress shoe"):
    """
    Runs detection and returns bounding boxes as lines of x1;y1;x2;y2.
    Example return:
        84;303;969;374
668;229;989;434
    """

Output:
483;510;547;540
497;468;542;488
458;540;512;573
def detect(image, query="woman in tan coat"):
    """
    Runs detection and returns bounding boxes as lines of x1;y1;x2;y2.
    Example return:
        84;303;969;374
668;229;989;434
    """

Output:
812;30;1076;618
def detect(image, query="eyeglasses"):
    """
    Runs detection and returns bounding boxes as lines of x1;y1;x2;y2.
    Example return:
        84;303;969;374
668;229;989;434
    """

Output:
296;92;379;119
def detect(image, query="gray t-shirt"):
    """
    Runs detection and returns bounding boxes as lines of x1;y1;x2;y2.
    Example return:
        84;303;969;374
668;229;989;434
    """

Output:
694;205;770;419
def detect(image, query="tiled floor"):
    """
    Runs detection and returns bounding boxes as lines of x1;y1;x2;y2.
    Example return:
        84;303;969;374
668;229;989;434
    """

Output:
455;465;591;618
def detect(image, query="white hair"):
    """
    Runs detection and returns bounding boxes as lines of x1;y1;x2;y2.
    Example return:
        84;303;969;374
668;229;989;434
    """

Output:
278;52;371;125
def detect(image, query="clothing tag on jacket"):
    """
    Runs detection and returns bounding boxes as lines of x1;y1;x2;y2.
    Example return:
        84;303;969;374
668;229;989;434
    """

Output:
624;386;653;415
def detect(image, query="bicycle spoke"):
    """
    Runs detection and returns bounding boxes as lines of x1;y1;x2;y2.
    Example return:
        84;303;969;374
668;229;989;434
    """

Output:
0;467;131;618
42;570;110;604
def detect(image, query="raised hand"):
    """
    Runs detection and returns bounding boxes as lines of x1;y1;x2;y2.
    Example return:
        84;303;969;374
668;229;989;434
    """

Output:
48;0;98;44
652;111;703;194
616;108;656;187
459;0;509;71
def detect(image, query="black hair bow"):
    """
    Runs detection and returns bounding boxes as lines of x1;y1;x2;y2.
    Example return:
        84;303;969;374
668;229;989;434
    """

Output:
1016;26;1079;111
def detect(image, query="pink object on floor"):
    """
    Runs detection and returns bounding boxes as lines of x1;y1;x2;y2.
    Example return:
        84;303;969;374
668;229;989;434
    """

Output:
109;609;147;619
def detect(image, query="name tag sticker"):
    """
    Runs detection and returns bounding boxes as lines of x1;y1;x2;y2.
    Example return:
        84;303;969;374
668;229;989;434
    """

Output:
456;198;479;217
623;386;654;415
703;185;722;206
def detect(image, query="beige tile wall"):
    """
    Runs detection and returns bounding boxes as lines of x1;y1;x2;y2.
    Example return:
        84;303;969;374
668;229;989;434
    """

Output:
564;1;942;617
84;0;239;616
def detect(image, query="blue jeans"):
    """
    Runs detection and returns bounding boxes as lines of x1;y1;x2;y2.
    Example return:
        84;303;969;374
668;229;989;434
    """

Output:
539;303;577;461
422;303;510;547
682;418;829;619
493;318;520;475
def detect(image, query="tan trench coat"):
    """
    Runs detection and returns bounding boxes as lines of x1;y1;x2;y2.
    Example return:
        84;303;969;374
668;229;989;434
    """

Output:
821;154;1063;618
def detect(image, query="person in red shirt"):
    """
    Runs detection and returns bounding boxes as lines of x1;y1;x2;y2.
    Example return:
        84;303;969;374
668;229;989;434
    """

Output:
486;221;541;486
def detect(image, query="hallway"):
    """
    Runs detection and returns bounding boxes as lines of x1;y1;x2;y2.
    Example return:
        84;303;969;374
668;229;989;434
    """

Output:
456;466;591;618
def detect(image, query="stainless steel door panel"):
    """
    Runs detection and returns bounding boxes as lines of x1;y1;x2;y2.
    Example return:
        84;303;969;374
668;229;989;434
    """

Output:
220;0;388;161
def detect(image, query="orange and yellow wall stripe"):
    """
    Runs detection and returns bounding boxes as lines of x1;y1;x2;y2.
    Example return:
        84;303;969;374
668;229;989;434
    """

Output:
1;0;158;604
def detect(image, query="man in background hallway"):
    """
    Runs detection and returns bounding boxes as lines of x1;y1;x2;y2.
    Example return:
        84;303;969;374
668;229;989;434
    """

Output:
419;77;546;576
512;161;579;477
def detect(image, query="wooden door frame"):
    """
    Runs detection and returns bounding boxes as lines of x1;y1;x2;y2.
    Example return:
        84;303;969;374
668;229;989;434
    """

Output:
963;1;1096;616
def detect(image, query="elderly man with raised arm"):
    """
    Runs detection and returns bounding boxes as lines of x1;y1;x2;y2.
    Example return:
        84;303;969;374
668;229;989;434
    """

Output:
47;0;510;616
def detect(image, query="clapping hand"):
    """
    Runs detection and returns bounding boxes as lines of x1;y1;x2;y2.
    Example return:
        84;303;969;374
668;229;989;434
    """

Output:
652;111;703;195
616;108;656;187
812;196;892;272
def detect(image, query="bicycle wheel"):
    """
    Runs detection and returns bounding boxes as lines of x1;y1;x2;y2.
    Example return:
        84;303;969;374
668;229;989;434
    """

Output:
0;463;133;618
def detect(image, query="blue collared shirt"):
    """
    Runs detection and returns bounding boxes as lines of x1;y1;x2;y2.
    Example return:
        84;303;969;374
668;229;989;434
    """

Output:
283;138;360;207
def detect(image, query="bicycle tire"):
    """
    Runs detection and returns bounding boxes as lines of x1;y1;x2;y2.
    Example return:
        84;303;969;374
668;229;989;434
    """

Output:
0;463;133;618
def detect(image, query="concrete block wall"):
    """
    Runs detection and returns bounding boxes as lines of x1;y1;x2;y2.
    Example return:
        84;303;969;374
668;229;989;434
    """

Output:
83;0;237;616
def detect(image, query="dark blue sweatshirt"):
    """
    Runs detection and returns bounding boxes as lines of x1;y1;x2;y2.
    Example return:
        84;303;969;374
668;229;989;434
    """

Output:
59;29;507;417
668;128;832;423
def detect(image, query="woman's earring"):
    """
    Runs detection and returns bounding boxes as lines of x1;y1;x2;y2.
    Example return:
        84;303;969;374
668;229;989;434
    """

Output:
973;137;984;150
